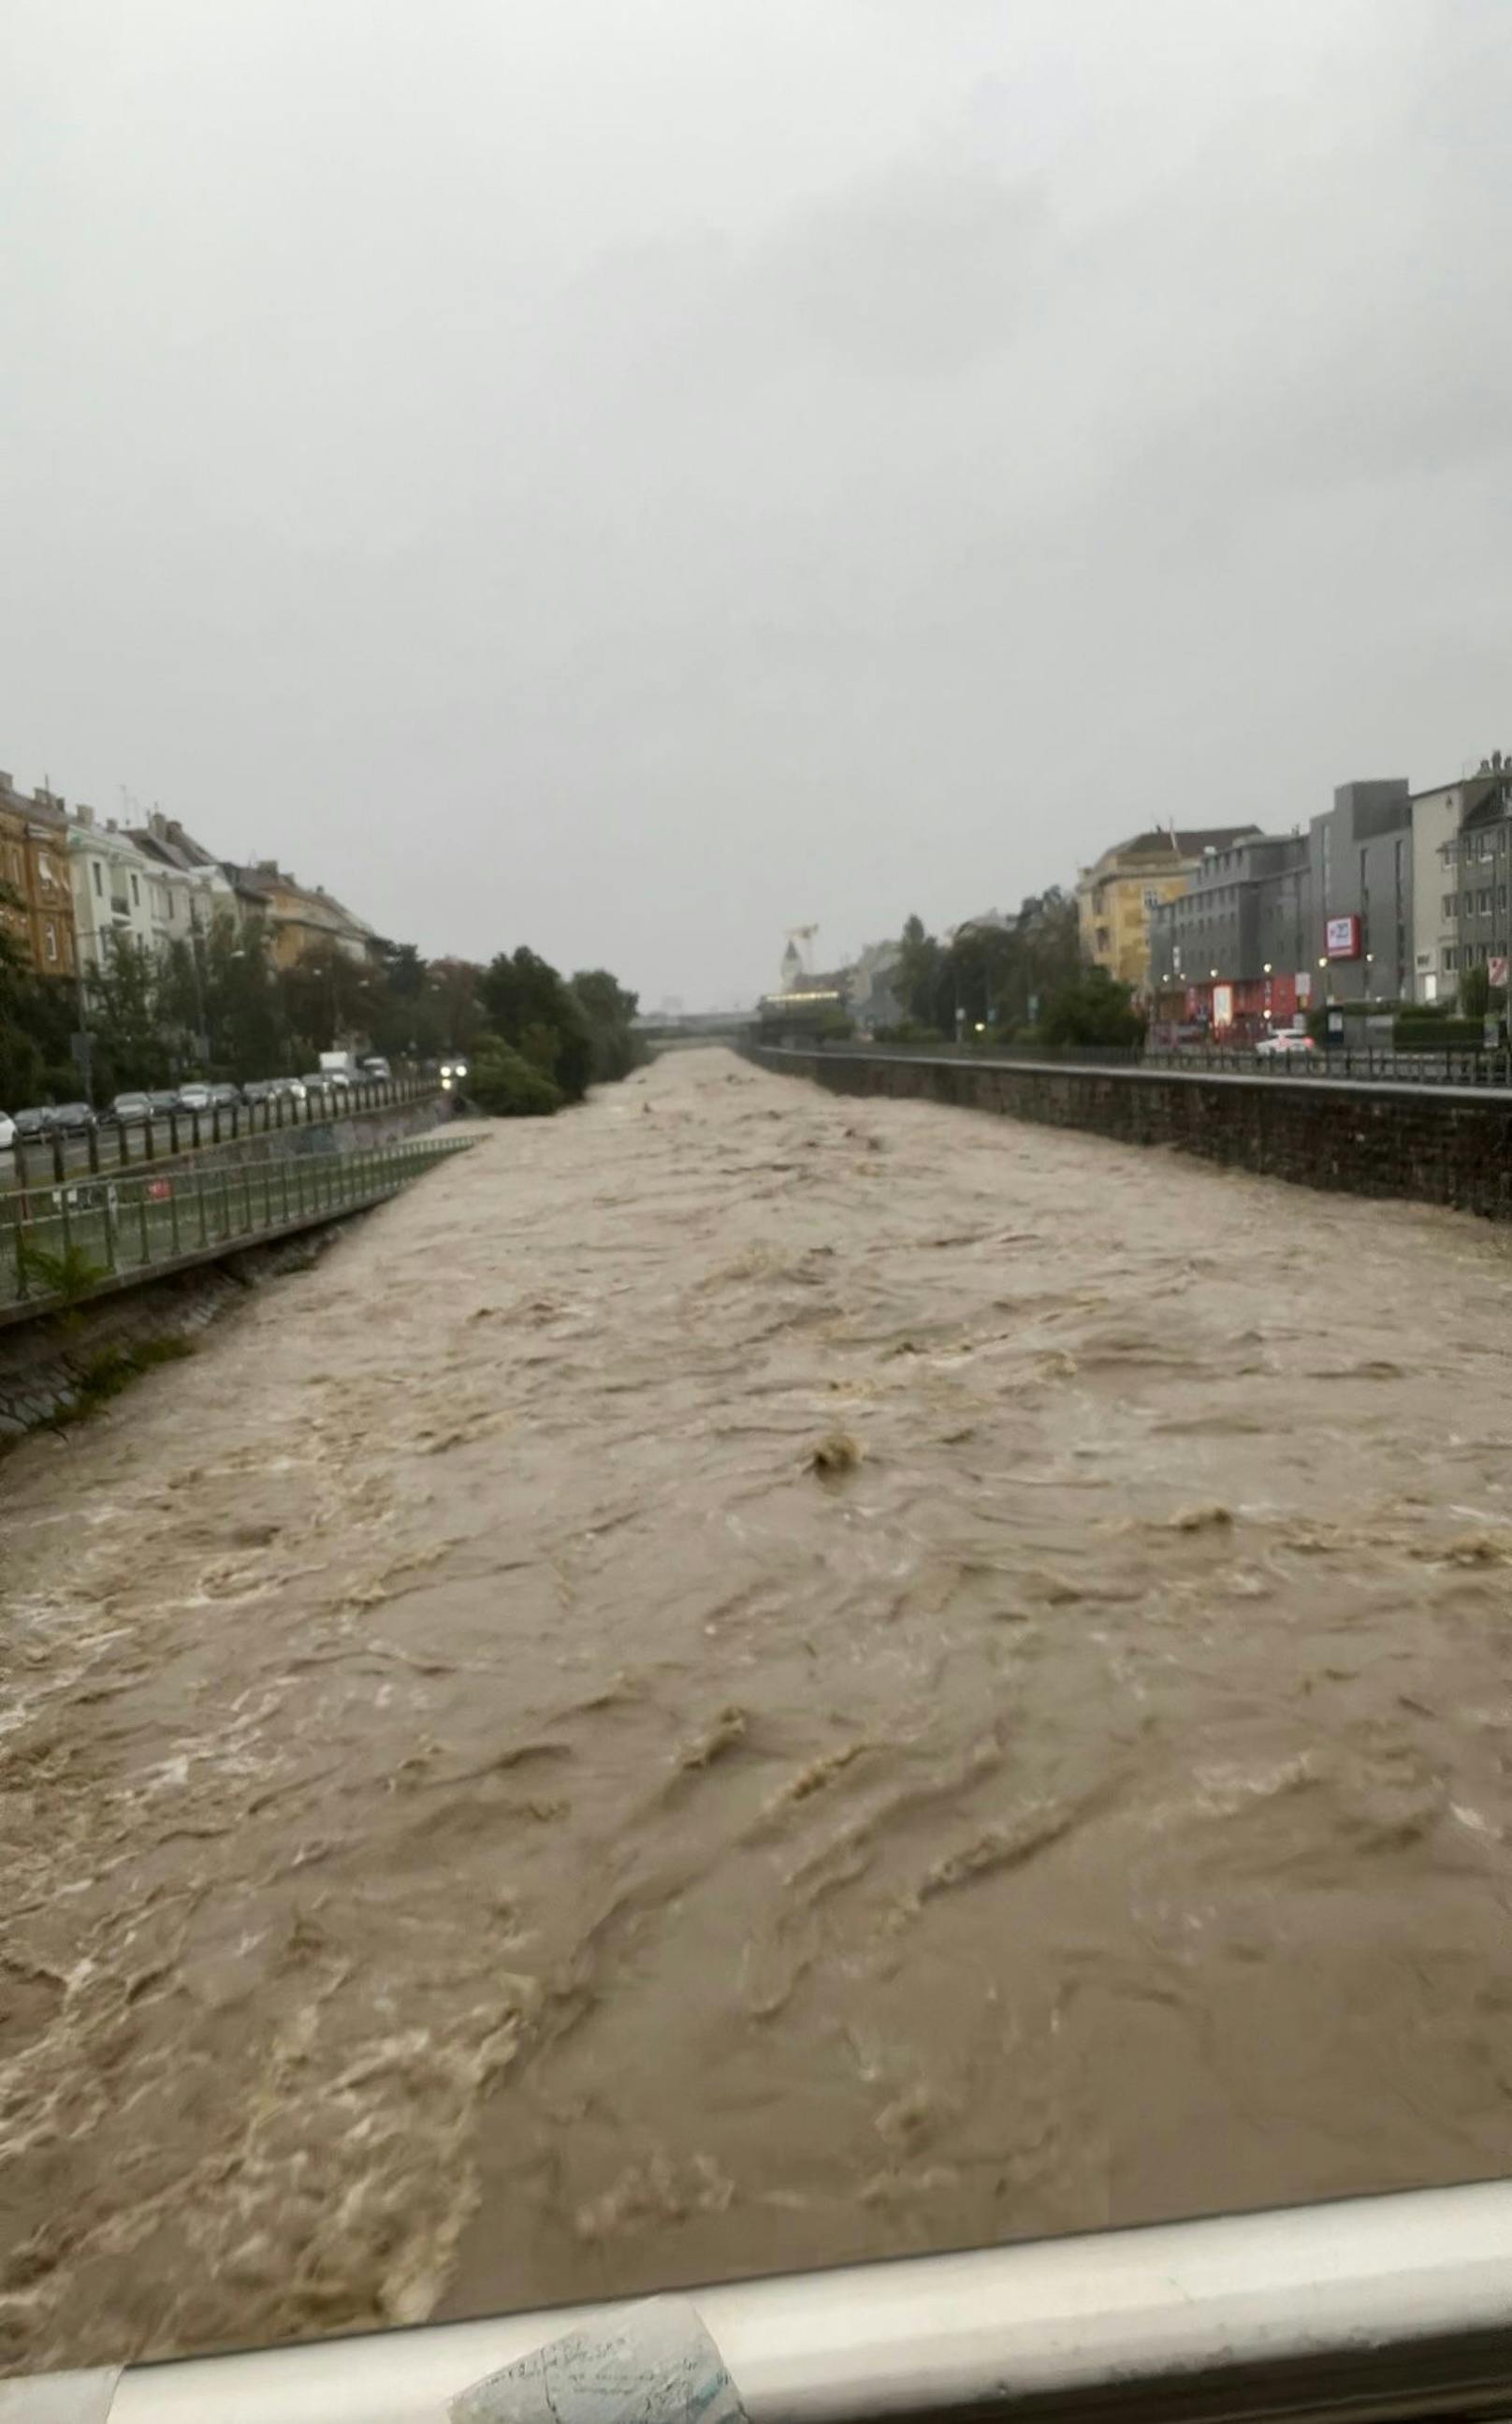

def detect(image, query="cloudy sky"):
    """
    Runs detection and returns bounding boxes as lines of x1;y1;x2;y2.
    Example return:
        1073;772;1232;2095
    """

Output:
2;1;1508;1006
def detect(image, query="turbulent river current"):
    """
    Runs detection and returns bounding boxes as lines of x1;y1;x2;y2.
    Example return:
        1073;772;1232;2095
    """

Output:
6;1045;1512;2372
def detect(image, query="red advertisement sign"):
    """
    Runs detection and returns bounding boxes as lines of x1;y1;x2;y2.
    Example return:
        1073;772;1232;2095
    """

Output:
1324;914;1362;960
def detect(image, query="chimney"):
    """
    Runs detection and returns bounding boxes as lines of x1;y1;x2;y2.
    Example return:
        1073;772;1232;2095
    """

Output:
106;815;117;832
76;803;95;828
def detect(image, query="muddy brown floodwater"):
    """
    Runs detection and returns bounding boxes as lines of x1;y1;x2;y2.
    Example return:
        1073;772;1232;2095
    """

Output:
7;1047;1512;2373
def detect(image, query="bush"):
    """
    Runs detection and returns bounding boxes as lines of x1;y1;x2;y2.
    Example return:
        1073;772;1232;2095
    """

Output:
874;1019;944;1044
468;1041;564;1117
1393;1016;1484;1052
1038;968;1145;1048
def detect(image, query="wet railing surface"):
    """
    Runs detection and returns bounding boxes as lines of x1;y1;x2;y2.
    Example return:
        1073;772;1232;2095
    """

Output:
1;1133;473;1314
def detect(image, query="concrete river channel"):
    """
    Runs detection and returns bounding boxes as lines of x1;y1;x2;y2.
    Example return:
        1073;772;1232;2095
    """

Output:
5;1045;1512;2373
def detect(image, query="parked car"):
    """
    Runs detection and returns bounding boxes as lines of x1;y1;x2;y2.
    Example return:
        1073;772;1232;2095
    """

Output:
300;1072;336;1099
272;1076;308;1104
49;1102;97;1134
208;1083;241;1109
12;1106;52;1140
1254;1027;1316;1059
360;1056;392;1081
241;1079;276;1104
148;1090;181;1117
0;1112;15;1151
109;1091;153;1125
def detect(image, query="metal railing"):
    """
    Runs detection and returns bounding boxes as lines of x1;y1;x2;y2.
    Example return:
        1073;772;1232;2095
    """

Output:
1;1133;472;1314
28;2178;1512;2424
2;1075;437;1196
792;1038;1512;1089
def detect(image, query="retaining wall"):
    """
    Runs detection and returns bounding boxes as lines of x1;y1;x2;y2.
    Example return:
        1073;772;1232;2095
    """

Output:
0;1226;346;1444
748;1046;1512;1222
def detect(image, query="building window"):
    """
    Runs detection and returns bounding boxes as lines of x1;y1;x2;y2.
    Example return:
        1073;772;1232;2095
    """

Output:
38;854;53;885
1480;887;1493;913
92;859;103;897
1501;885;1509;914
1443;946;1458;971
43;921;57;962
129;871;139;905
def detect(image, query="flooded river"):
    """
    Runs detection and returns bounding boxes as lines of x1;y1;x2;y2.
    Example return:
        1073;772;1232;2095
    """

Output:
7;1045;1512;2373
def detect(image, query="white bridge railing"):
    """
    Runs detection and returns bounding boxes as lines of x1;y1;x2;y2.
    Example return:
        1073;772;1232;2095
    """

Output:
22;2179;1512;2423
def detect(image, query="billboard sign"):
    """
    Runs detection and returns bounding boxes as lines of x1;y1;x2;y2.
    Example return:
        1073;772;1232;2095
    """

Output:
1212;983;1234;1030
1325;914;1362;960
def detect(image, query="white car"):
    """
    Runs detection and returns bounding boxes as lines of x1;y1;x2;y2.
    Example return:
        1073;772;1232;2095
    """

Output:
0;1111;15;1151
1254;1027;1316;1058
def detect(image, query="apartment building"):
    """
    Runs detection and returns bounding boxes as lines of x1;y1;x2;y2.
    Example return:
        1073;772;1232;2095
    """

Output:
1077;826;1261;994
0;773;78;977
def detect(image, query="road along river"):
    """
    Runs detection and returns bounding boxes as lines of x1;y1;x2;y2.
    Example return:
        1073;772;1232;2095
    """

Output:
6;1045;1512;2373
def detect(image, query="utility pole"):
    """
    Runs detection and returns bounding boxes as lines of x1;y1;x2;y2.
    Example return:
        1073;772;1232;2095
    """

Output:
73;942;94;1106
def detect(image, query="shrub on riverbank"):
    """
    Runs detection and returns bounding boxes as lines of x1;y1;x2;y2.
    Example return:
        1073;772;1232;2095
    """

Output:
468;1040;564;1117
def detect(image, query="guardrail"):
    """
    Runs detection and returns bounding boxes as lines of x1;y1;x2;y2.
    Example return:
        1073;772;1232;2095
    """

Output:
32;2178;1512;2424
2;1075;435;1195
1;1133;473;1315
813;1039;1512;1088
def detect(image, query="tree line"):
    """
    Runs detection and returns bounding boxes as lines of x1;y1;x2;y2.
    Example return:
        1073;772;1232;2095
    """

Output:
0;893;644;1117
880;889;1145;1047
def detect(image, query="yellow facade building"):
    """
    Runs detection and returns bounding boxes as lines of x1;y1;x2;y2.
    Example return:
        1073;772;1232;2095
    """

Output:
1077;826;1260;993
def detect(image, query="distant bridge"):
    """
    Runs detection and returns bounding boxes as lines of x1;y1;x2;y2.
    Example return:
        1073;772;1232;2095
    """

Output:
633;1012;752;1048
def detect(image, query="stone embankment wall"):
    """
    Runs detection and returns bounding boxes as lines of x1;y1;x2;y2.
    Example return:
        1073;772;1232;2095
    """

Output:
0;1227;344;1444
748;1046;1512;1222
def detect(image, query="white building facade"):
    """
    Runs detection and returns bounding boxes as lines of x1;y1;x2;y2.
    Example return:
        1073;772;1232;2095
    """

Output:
65;809;161;971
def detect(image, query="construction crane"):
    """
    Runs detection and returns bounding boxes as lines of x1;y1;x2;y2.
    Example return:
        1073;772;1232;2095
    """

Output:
782;924;819;984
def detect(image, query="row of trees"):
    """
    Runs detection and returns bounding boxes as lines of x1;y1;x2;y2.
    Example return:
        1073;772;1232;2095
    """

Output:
0;892;644;1118
883;890;1145;1047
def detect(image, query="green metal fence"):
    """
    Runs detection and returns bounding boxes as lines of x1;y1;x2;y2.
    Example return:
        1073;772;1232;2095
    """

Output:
1;1075;440;1198
1;1134;473;1314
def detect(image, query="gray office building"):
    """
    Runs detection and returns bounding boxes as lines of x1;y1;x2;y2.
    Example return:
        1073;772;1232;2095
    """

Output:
1148;831;1312;993
1309;779;1414;1003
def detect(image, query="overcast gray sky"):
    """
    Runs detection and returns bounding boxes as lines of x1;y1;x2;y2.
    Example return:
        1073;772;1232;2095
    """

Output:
2;1;1507;1006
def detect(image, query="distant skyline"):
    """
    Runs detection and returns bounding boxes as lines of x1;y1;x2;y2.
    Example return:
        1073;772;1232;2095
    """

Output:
5;0;1512;1008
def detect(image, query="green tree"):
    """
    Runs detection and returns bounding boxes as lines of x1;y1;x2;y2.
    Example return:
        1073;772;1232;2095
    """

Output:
87;932;167;1094
1461;960;1491;1019
896;913;947;1028
469;1036;563;1117
480;947;594;1100
0;883;51;1106
203;914;284;1079
573;968;644;1081
1037;965;1145;1047
276;938;377;1060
